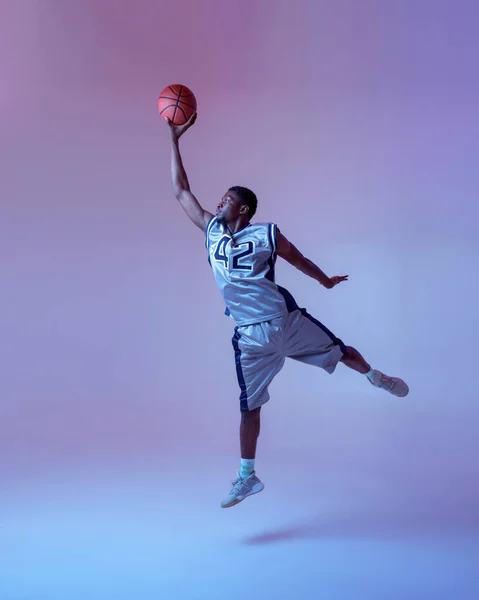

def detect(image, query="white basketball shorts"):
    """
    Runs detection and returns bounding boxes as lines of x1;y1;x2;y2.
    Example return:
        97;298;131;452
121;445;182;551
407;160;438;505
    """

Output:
232;308;346;411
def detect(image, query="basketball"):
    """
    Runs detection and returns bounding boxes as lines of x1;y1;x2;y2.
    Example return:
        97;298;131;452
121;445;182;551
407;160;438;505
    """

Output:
158;84;197;125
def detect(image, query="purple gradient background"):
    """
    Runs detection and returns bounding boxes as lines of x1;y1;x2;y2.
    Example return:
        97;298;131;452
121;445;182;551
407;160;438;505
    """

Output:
1;1;478;598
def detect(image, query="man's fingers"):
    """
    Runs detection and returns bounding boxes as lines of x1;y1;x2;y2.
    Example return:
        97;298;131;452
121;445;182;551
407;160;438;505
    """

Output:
185;112;197;127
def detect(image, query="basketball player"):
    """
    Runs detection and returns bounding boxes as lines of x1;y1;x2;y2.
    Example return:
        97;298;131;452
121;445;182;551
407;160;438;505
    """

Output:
165;113;409;508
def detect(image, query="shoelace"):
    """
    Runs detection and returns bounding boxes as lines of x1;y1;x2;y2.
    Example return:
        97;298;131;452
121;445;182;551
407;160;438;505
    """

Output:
378;374;396;391
230;477;249;495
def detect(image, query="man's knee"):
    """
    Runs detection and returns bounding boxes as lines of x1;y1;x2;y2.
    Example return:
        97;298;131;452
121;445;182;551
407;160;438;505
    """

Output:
340;345;352;361
241;406;261;422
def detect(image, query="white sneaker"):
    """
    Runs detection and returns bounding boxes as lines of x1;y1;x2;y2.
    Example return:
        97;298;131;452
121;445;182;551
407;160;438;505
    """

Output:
221;471;264;508
368;369;409;397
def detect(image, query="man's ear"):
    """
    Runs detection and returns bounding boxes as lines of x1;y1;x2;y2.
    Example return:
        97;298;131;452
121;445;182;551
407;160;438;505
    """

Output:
240;204;249;215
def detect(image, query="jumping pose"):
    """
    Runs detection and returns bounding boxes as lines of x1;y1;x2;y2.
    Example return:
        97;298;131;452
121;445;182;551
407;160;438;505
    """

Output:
165;114;408;508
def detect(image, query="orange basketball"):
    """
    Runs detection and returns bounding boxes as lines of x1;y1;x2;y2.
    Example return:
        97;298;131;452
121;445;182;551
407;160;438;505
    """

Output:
158;84;197;125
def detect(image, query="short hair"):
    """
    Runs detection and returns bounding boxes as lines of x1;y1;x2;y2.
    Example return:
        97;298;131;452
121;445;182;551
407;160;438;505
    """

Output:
228;186;258;219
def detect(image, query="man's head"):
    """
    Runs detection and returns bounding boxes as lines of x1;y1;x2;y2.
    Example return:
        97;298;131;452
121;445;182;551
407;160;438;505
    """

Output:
216;186;258;225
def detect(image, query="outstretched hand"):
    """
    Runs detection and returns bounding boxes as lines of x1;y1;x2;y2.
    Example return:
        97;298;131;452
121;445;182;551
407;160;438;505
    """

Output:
165;112;197;141
326;275;349;288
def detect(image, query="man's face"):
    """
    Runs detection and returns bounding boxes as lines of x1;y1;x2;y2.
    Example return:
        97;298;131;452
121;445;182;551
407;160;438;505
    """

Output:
216;191;248;224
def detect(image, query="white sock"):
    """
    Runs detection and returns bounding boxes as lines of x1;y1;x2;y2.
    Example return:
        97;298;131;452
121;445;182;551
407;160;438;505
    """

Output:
365;367;375;380
240;458;255;479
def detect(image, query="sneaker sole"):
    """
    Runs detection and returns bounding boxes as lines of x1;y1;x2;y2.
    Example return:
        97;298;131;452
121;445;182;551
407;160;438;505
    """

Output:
389;382;409;397
221;483;265;508
370;376;409;398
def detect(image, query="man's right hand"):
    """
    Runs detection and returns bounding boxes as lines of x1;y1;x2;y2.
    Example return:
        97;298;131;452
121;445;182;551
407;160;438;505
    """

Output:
165;112;197;141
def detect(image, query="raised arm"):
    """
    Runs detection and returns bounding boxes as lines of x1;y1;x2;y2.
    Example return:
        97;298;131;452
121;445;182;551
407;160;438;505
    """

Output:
276;230;348;289
166;114;213;233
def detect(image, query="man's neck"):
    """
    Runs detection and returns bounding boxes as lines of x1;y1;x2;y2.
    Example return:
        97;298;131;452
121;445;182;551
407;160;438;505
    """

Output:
225;218;249;234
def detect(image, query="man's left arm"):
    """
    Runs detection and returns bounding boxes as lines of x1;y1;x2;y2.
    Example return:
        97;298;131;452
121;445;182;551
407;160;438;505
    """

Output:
275;230;348;289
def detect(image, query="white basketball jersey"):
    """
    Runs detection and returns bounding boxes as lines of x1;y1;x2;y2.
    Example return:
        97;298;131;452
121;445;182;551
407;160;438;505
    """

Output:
206;216;294;326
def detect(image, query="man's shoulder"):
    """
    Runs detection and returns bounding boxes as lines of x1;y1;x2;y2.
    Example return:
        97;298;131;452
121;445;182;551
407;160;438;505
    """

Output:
246;222;278;249
206;215;222;239
248;221;277;231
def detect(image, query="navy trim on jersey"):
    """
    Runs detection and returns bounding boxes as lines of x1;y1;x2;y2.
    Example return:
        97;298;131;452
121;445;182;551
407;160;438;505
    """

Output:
232;328;249;411
205;215;217;249
301;309;346;353
269;223;277;256
265;223;277;282
277;286;300;312
265;259;275;282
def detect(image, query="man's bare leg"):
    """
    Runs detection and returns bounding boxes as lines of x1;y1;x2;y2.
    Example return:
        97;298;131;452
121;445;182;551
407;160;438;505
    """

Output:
340;345;409;397
221;407;264;508
340;345;371;374
240;406;261;459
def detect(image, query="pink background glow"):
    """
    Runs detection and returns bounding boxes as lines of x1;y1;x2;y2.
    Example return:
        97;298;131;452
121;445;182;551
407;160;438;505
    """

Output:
1;1;478;598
